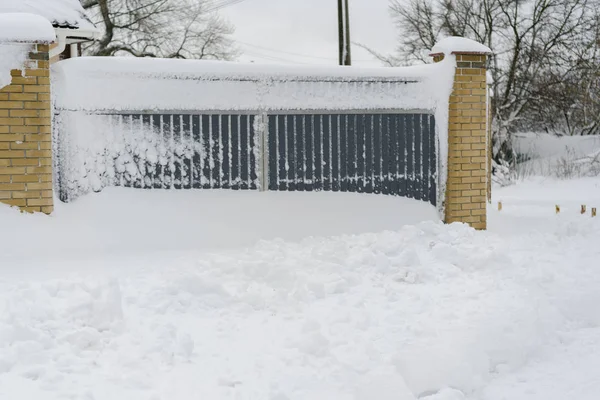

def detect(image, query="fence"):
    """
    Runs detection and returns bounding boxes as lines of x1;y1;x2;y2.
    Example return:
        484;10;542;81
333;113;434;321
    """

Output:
46;40;492;229
52;58;449;207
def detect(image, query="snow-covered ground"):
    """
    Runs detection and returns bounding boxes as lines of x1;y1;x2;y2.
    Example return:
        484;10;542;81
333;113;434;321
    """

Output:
1;178;600;400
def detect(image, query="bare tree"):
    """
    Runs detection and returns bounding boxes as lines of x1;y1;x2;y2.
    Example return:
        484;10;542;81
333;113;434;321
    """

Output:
81;0;238;60
384;0;598;163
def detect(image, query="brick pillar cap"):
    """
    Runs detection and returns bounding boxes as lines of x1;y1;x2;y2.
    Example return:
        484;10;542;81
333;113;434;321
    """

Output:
429;36;492;57
0;13;56;44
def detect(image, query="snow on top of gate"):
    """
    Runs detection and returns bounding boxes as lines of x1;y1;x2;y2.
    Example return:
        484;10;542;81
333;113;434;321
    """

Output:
52;56;456;113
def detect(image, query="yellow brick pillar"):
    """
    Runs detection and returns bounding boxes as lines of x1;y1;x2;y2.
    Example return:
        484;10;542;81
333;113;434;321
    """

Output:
0;43;54;213
431;38;492;230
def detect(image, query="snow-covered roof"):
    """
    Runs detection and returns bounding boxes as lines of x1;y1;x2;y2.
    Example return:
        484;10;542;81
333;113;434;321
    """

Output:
0;0;96;31
0;13;55;42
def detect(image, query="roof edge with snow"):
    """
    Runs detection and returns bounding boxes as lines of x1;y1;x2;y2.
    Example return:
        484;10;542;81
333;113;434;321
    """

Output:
0;13;56;43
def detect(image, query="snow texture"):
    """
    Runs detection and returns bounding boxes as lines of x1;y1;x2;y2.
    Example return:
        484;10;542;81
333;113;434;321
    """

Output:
0;43;30;88
1;178;600;399
431;37;492;55
0;0;96;30
52;56;455;212
0;13;55;43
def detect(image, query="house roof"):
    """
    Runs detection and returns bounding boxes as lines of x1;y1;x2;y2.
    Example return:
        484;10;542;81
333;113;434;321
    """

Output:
0;0;97;32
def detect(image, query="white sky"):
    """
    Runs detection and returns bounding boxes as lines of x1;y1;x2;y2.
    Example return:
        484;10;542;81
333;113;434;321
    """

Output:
220;0;398;67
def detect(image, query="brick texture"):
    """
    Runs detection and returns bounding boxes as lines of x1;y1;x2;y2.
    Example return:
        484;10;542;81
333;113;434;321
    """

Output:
434;53;491;230
0;43;53;214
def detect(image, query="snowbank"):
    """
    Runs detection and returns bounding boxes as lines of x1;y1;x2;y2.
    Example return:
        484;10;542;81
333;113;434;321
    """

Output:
1;178;600;399
514;132;600;178
0;13;55;43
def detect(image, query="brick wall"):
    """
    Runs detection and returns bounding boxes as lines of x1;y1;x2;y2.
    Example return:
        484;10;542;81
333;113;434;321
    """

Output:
433;52;490;230
0;43;53;213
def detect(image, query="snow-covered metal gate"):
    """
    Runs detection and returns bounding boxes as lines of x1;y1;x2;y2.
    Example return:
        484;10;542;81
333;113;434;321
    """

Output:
266;113;436;204
55;110;436;205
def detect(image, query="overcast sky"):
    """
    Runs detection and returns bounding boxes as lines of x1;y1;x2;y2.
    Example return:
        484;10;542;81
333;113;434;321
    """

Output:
220;0;397;67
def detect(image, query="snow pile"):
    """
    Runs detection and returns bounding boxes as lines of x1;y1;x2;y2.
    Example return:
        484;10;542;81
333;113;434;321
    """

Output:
0;13;55;43
1;180;600;399
0;190;439;257
514;132;600;179
0;0;96;30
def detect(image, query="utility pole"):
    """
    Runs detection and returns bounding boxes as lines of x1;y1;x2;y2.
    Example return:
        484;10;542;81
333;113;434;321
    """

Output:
338;0;344;66
343;0;351;66
338;0;351;66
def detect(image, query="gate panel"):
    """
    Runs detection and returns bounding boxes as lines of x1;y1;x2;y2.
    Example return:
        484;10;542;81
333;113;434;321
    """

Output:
267;113;437;205
112;113;259;191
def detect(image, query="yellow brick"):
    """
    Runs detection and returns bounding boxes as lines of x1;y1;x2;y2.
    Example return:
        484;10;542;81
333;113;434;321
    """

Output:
40;142;51;150
24;85;50;93
24;101;50;109
25;133;51;142
0;150;25;158
462;202;482;210
0;191;10;199
39;126;51;134
10;126;39;134
0;101;24;109
471;208;487;216
462;150;481;157
26;182;52;190
11;76;37;85
12;191;42;199
26;149;51;158
41;205;53;214
449;103;472;110
12;175;41;183
0;85;24;93
0;167;26;174
24;117;50;126
9;93;37;101
9;109;39;118
0;143;8;150
40;174;52;182
0;183;26;191
471;196;487;202
1;198;26;207
0;118;24;126
27;198;53;206
11;142;39;150
36;77;50;85
25;69;48;77
26;166;51;174
450;209;471;217
39;158;52;166
11;159;39;166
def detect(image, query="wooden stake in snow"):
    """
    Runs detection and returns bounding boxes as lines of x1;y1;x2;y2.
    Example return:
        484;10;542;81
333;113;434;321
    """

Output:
498;201;502;211
593;208;597;218
556;205;560;214
581;205;587;215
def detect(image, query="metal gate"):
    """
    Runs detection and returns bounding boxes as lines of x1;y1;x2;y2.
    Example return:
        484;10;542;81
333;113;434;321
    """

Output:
56;111;436;205
267;113;436;204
